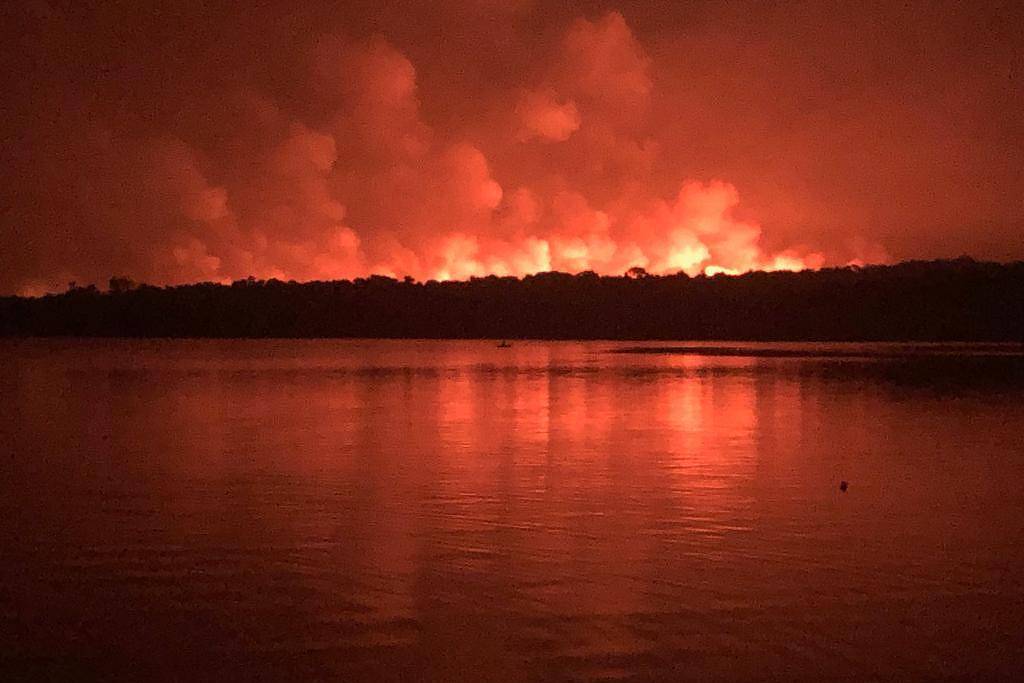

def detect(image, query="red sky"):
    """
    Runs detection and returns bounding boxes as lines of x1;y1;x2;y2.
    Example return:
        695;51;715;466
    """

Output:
2;0;1022;294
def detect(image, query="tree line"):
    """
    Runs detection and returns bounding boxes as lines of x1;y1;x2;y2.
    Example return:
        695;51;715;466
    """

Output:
1;258;1022;341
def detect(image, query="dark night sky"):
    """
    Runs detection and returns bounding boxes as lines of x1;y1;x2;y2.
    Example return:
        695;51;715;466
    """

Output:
2;0;1022;294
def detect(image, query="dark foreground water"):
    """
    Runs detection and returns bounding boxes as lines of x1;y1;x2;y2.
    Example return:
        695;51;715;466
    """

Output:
2;340;1023;681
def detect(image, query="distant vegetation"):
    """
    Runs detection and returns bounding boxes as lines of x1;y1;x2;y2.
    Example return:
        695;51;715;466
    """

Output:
1;258;1022;341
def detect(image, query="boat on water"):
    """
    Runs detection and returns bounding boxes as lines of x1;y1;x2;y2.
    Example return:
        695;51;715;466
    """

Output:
497;340;512;348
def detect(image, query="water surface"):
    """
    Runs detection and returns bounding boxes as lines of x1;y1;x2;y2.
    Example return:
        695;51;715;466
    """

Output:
2;340;1023;680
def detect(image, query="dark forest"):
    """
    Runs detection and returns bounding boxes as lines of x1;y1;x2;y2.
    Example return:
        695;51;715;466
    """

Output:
2;258;1022;341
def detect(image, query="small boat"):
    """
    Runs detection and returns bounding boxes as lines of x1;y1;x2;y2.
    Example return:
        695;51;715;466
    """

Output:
497;340;512;348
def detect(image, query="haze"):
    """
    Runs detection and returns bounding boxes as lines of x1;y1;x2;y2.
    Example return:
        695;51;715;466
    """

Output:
2;0;1022;295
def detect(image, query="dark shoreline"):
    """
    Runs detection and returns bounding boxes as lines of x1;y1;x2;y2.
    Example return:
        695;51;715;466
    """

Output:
3;258;1023;341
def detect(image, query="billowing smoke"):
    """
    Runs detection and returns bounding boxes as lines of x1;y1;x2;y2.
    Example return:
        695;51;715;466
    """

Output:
11;2;1020;295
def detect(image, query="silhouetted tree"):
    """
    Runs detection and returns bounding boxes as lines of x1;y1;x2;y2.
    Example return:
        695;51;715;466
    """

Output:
109;276;138;293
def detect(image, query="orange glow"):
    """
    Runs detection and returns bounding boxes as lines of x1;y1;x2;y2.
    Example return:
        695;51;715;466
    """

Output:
148;11;834;287
379;180;826;282
8;7;911;296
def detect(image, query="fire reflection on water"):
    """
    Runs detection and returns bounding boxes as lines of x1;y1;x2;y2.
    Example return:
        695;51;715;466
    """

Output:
2;340;1023;679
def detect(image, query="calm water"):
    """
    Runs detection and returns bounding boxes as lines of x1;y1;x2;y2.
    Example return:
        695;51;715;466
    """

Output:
1;340;1023;681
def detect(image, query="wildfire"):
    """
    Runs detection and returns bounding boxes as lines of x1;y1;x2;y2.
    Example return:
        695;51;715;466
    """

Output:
9;9;847;296
374;180;825;283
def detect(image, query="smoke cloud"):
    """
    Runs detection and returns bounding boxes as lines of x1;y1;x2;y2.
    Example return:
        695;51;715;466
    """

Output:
2;1;1021;294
